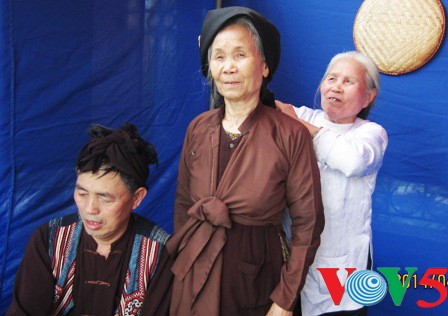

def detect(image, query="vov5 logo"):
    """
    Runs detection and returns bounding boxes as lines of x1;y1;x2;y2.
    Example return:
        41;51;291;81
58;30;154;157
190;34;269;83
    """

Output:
318;267;447;308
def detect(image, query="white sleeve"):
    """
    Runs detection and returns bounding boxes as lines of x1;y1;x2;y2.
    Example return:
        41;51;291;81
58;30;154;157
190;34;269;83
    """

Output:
313;121;388;177
293;106;316;122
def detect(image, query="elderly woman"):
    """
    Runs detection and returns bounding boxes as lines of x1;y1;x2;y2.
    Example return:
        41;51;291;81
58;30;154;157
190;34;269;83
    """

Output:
277;51;388;316
167;6;324;316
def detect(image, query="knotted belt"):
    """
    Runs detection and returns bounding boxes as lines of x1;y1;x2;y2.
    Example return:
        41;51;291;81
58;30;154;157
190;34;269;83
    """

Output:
167;196;231;301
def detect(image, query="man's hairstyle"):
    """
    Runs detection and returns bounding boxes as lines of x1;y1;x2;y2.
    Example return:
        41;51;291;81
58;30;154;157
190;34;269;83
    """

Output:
76;123;158;193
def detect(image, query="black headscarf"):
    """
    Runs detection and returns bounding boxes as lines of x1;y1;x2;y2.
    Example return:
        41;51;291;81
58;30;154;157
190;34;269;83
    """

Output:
199;6;281;83
76;123;157;189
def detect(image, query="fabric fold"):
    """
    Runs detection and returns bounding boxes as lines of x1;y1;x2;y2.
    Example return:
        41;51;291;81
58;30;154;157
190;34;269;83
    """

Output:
167;196;231;302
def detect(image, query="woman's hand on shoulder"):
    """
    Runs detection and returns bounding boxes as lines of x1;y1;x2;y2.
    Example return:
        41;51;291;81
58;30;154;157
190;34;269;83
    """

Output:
276;100;317;136
275;100;298;120
266;302;293;316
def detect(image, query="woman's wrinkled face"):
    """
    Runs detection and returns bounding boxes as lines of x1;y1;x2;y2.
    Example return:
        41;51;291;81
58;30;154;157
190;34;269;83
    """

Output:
320;58;376;124
209;24;269;105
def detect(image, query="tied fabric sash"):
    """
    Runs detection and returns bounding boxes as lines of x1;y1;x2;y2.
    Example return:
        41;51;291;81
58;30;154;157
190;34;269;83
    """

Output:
167;196;231;311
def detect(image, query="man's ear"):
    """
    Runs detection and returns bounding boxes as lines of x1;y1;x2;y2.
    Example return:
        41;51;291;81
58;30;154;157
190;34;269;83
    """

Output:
132;187;148;210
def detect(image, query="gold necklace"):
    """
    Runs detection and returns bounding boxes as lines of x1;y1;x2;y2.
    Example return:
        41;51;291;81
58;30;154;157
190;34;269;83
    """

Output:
225;130;241;140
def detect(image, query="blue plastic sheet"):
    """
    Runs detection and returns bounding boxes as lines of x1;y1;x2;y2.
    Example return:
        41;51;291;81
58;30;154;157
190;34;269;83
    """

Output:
0;0;213;312
1;0;447;314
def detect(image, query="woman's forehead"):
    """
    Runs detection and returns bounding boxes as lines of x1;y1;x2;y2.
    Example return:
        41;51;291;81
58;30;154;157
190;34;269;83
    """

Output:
329;59;366;78
212;24;254;49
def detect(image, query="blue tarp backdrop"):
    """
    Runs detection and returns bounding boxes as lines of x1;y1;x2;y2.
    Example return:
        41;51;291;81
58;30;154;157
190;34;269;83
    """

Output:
1;0;447;314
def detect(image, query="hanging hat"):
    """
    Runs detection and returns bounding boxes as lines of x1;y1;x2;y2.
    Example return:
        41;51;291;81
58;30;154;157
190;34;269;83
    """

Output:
199;6;281;82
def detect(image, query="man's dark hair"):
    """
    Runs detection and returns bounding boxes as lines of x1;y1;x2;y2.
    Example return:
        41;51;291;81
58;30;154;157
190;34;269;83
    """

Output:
76;123;158;193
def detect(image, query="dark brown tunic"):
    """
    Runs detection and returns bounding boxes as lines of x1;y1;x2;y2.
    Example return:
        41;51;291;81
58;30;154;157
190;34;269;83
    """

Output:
168;104;324;315
7;215;173;316
218;124;284;315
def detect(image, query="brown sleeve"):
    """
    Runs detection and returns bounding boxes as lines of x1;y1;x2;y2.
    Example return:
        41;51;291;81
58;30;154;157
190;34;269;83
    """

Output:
173;127;194;233
270;124;325;310
141;248;174;316
6;224;55;316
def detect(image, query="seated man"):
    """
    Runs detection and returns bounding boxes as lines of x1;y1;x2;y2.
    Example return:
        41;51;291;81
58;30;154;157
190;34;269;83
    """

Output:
7;123;172;316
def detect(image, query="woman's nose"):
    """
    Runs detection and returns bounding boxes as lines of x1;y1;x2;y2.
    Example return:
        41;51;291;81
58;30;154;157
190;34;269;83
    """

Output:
331;81;342;92
223;59;236;74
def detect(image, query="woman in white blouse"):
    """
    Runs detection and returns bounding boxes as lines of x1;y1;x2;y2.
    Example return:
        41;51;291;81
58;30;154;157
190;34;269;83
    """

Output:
277;51;388;316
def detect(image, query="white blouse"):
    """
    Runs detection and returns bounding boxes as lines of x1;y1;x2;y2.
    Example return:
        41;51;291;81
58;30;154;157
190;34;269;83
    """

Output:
294;106;388;315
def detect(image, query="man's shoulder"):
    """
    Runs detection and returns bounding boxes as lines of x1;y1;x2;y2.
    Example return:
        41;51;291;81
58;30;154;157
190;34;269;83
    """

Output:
48;212;80;228
133;214;171;245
